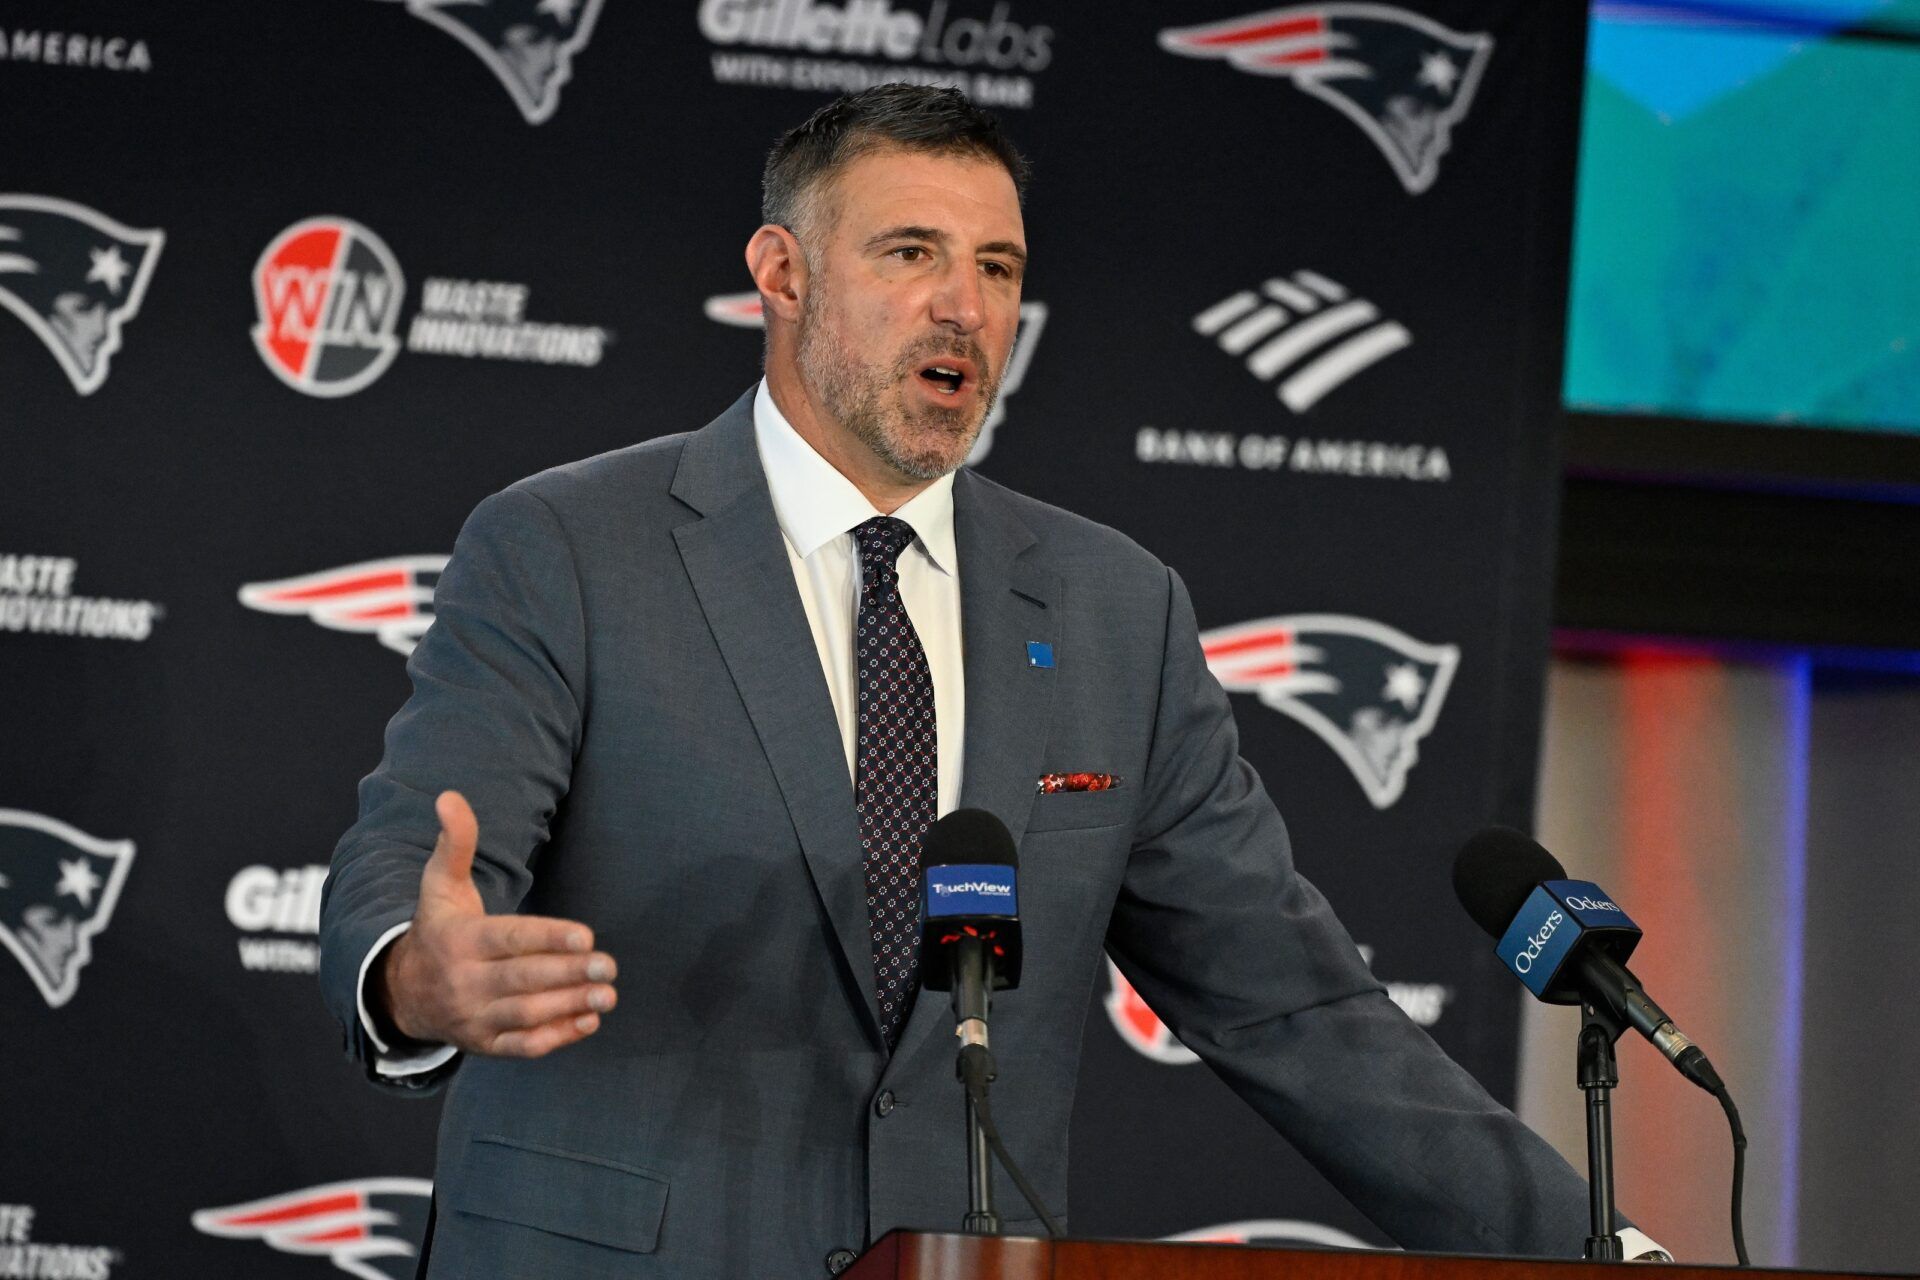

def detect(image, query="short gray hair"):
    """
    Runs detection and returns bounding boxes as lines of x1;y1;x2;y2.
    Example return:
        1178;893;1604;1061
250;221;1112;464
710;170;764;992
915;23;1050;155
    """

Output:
762;84;1029;240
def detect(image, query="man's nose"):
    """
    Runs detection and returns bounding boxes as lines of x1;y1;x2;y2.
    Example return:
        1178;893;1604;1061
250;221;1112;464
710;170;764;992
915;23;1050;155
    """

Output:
929;262;986;333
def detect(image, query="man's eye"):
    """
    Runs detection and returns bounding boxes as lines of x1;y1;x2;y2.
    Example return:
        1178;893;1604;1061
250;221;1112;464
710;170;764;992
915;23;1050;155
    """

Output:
892;246;928;262
981;261;1015;279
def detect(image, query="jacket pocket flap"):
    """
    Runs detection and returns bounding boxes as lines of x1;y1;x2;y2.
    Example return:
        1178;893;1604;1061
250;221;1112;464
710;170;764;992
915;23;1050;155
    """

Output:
452;1134;669;1254
1024;786;1130;833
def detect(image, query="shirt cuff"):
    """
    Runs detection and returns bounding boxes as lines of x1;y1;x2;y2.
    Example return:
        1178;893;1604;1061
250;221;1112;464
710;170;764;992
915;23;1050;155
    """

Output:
357;921;460;1078
1617;1228;1671;1261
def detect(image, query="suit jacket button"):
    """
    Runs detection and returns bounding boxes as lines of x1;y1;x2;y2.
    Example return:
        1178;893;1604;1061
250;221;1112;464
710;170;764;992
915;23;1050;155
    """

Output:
874;1090;896;1118
826;1247;860;1274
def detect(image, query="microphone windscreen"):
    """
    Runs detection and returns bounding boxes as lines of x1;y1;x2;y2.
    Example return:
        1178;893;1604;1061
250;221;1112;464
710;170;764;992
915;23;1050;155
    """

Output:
921;808;1017;868
1453;826;1567;939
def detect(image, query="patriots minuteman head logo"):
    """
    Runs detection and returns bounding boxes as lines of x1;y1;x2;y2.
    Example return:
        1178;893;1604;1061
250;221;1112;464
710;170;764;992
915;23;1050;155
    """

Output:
379;0;605;124
0;195;163;394
193;1179;432;1280
1201;613;1459;808
239;556;450;655
1160;5;1494;194
0;809;135;1008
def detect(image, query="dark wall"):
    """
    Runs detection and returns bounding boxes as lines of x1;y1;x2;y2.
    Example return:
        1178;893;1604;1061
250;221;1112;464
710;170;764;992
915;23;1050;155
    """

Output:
0;1;1585;1271
1799;671;1920;1275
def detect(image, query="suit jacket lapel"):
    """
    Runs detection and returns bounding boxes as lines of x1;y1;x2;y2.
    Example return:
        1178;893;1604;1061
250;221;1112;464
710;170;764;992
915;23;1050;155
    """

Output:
670;394;884;1046
953;469;1057;842
889;469;1058;1073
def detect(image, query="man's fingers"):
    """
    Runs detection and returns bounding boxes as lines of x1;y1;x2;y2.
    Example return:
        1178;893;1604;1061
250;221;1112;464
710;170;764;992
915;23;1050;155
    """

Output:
481;951;617;999
482;983;616;1037
486;1010;603;1059
476;913;593;960
419;790;481;910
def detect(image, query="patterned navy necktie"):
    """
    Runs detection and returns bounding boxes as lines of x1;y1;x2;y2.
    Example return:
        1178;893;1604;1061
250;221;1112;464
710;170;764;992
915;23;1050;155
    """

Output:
852;515;936;1049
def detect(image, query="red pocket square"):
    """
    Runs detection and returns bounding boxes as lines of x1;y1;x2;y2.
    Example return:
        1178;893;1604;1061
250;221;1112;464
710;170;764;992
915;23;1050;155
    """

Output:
1037;772;1120;794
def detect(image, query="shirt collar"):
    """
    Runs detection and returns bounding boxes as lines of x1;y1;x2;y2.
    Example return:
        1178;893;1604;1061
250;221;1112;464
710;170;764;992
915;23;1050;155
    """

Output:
752;378;957;575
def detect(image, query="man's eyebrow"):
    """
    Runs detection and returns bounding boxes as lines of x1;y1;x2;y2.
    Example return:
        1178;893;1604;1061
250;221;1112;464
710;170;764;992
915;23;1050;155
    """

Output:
978;240;1028;270
864;224;948;252
864;225;1028;268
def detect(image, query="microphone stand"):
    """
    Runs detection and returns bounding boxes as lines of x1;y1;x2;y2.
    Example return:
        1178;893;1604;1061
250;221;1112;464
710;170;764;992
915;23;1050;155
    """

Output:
951;937;1000;1235
1578;1000;1626;1261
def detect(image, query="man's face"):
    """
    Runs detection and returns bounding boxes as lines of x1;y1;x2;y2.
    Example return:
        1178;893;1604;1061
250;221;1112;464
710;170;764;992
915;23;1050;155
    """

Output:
793;147;1027;482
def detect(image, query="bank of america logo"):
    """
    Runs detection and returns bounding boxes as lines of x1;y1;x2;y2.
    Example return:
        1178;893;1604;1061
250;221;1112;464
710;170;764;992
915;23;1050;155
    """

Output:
1193;271;1410;412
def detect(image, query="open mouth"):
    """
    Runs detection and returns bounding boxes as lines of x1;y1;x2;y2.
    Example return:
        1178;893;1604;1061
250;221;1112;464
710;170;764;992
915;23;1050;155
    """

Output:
915;359;973;397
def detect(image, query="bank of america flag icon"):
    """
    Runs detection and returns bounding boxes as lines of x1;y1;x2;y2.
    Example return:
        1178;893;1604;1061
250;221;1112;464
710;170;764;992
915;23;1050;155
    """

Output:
1195;270;1411;413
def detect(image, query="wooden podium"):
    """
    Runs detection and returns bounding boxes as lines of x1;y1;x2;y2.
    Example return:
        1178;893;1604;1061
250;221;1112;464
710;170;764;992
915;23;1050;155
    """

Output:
844;1231;1869;1280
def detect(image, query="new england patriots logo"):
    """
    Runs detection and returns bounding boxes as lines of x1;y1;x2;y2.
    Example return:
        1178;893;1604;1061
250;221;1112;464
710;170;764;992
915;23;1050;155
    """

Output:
378;0;606;124
239;556;450;655
0;195;163;394
0;809;136;1008
1160;5;1494;194
1201;613;1459;808
193;1179;433;1280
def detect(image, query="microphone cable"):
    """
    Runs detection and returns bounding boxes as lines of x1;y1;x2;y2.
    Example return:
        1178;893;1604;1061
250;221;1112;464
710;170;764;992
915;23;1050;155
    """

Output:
1714;1081;1750;1265
958;1044;1063;1237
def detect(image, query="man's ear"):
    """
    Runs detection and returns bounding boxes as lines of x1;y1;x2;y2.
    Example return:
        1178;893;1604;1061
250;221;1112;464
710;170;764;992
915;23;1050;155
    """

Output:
745;224;806;325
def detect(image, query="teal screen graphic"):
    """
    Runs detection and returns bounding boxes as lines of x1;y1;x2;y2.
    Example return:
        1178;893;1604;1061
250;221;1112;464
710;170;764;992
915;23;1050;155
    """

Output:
1563;1;1920;436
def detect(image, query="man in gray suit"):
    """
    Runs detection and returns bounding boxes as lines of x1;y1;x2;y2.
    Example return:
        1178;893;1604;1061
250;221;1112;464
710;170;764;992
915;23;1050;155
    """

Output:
320;86;1655;1277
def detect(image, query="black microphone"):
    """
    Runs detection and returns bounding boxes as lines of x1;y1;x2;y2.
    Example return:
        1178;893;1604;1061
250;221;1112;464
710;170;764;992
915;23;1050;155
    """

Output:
918;810;1061;1238
1453;826;1724;1095
919;809;1023;1050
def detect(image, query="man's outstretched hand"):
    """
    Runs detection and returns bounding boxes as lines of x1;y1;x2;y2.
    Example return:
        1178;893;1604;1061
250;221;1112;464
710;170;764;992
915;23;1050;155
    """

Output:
373;790;617;1058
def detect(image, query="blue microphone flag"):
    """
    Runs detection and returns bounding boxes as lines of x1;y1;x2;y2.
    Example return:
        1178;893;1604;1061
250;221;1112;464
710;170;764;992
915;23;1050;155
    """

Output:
1494;879;1641;1002
924;864;1018;920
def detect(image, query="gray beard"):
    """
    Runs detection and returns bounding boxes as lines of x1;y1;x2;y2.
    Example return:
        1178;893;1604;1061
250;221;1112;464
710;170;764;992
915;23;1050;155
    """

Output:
795;278;1000;482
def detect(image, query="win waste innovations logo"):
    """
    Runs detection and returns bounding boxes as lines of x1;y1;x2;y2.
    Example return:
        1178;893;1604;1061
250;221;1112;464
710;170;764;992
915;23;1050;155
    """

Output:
252;218;406;398
252;217;612;397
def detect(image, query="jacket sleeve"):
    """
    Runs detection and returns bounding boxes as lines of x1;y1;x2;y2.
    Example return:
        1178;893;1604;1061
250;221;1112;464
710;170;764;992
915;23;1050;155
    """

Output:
1103;565;1594;1257
317;485;588;1090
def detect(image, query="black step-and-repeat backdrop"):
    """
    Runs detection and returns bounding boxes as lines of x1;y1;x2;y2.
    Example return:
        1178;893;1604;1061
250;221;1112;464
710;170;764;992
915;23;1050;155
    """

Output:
2;2;1582;1272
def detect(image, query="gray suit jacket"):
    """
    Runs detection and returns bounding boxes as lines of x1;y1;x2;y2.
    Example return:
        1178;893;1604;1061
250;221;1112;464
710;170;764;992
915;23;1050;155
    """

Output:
319;390;1594;1278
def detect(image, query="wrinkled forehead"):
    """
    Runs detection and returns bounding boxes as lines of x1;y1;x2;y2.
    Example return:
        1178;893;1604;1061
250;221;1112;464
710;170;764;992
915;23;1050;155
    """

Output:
813;145;1025;245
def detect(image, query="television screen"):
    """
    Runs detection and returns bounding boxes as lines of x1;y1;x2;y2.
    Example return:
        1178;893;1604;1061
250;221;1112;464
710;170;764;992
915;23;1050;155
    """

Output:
1563;0;1920;439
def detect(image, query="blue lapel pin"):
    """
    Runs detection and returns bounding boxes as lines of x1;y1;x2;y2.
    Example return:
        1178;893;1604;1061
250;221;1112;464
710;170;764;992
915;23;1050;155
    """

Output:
1026;641;1055;669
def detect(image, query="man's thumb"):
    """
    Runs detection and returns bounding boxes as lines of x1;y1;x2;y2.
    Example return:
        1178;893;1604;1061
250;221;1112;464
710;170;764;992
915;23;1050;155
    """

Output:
420;790;482;914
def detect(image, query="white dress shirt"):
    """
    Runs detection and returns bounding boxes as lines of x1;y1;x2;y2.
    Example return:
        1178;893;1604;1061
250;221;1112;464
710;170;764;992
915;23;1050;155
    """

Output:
751;378;967;813
359;378;966;1076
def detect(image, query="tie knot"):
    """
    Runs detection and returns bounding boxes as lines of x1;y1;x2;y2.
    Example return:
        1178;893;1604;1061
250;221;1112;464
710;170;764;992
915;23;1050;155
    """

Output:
852;516;916;569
